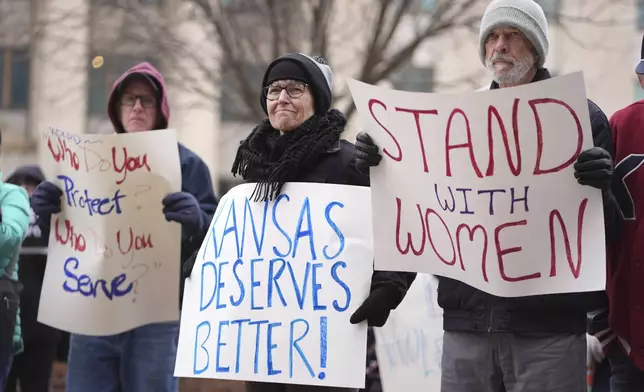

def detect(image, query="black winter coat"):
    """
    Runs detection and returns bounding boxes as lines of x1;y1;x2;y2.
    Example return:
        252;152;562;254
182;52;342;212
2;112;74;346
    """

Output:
437;68;619;334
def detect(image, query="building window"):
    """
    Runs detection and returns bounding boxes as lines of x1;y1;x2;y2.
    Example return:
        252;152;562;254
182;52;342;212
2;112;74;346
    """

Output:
220;62;264;122
87;55;160;116
0;47;30;110
638;0;644;30
535;0;560;23
390;64;434;93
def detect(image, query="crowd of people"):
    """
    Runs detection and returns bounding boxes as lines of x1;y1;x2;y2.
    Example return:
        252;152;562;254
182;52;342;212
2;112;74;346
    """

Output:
0;0;641;391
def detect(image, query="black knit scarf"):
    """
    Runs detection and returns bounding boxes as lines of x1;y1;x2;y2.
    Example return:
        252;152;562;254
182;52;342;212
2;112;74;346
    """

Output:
231;109;347;202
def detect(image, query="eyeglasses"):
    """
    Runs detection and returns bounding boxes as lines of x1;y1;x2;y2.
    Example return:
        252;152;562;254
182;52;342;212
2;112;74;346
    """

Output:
120;93;157;108
264;83;307;101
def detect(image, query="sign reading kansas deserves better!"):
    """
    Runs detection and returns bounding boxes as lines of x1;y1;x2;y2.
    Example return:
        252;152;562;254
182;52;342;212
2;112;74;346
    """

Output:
175;183;373;389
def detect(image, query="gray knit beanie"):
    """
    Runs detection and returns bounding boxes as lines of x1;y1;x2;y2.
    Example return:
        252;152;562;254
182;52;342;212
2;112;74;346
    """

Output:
479;0;549;68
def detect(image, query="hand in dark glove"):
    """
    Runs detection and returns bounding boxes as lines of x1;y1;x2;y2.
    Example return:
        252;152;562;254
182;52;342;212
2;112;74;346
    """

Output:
350;285;399;327
574;147;613;190
162;192;204;235
31;181;63;217
355;131;383;175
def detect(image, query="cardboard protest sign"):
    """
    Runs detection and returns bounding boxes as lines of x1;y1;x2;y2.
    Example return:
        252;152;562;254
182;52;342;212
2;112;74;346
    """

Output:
37;127;182;335
374;274;443;391
347;72;606;297
175;183;373;388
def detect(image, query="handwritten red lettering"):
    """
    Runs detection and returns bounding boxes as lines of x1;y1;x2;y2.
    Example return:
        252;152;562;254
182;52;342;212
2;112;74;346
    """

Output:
456;224;488;279
117;228;154;255
494;220;541;282
48;137;80;171
530;98;583;175
112;147;151;185
548;198;588;279
425;208;456;266
445;108;483;178
486;100;522;176
368;99;402;162
395;108;438;173
395;197;426;255
54;218;86;252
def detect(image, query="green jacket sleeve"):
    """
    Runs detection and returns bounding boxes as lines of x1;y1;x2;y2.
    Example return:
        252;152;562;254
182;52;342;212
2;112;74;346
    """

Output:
0;184;30;265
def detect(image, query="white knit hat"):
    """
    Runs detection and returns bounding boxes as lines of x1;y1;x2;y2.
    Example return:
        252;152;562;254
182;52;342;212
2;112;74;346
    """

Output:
478;0;549;68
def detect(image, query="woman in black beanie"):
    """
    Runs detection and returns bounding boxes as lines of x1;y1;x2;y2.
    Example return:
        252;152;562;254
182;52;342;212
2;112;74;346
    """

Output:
230;53;416;392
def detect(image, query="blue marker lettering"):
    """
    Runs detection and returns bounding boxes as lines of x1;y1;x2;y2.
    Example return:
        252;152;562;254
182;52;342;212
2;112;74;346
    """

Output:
200;261;217;311
289;318;314;378
477;189;506;215
242;198;269;257
267;258;287;308
272;194;292;257
63;257;132;300
287;261;311;310
319;316;327;380
59;175;126;216
249;320;269;374
434;184;456;212
292;197;316;261
215;320;230;373
216;200;240;259
510;186;529;214
230;259;245;307
311;263;326;311
230;318;250;374
331;261;351;312
193;321;211;375
215;261;229;309
250;258;264;310
455;188;474;215
267;322;282;376
323;201;345;260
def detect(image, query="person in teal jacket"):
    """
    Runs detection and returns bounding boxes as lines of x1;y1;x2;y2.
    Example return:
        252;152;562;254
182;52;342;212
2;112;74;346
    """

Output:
0;167;31;387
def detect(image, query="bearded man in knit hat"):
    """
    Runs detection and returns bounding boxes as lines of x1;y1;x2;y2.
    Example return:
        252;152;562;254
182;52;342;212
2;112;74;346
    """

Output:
353;0;620;391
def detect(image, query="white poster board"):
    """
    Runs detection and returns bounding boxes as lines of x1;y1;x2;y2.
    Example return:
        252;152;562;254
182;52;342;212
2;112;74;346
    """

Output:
175;183;373;389
37;127;182;335
374;274;443;391
347;72;606;297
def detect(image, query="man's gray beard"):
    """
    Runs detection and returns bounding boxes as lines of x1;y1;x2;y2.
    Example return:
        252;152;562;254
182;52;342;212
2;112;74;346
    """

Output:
486;53;536;85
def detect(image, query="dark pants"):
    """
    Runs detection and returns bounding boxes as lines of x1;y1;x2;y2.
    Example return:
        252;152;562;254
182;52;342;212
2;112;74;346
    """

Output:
5;341;58;392
607;343;644;392
245;382;357;392
441;331;586;392
591;359;611;392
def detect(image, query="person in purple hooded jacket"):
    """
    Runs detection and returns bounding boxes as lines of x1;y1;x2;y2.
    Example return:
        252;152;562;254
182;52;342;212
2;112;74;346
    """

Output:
29;62;218;392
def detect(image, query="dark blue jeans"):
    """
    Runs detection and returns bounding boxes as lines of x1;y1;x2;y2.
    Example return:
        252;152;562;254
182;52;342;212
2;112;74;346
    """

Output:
65;321;179;392
607;343;644;392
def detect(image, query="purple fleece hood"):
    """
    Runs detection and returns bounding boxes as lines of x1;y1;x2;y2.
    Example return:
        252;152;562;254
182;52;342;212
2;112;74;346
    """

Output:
107;62;170;134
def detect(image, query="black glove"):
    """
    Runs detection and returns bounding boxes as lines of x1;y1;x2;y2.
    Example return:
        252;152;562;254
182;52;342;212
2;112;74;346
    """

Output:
573;147;613;190
349;285;399;327
31;181;63;217
355;132;383;175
